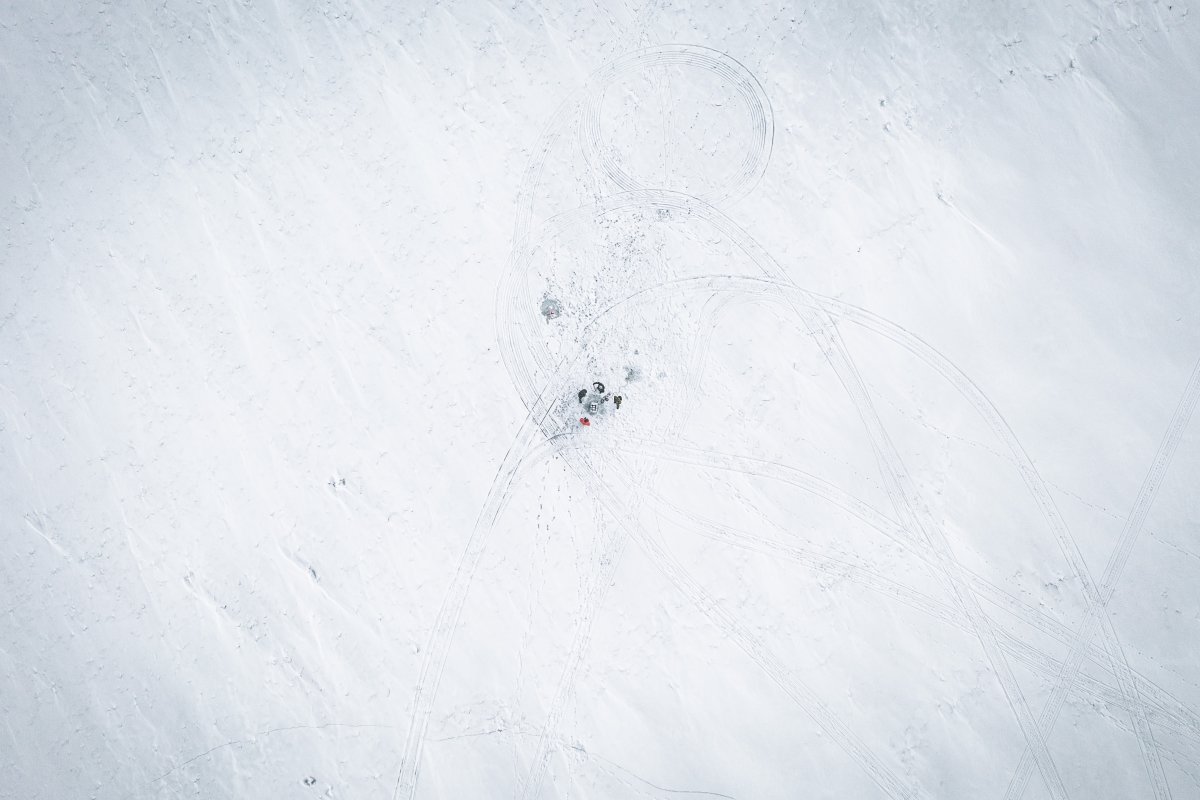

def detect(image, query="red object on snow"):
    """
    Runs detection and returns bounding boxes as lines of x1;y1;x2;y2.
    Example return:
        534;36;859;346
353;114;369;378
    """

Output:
580;417;591;426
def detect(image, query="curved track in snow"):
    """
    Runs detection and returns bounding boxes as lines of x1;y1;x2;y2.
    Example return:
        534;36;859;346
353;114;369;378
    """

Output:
395;43;1197;800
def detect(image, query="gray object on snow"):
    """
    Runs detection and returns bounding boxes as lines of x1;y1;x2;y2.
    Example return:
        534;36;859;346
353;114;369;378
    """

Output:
540;296;562;321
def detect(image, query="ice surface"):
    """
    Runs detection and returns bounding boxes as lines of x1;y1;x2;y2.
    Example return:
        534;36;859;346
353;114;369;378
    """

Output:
2;2;1199;799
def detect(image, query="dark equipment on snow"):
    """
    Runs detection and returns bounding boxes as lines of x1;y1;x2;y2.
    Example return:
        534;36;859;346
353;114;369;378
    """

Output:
576;380;622;420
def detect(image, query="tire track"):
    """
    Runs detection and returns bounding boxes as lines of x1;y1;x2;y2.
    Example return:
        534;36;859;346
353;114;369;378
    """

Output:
518;265;749;799
395;305;629;800
619;250;1184;786
405;35;1185;797
503;50;776;798
580;432;1192;722
814;294;1181;800
500;251;1174;796
580;46;773;207
812;318;1069;799
554;188;1070;794
635;479;1200;748
503;182;1170;785
1005;356;1199;800
573;456;928;800
392;417;548;800
516;493;628;800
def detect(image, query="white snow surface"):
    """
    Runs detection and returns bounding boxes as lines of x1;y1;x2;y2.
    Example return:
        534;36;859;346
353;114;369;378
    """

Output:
2;2;1199;799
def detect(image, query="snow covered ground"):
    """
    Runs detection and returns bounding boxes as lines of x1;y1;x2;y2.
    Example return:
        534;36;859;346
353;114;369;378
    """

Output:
2;2;1199;798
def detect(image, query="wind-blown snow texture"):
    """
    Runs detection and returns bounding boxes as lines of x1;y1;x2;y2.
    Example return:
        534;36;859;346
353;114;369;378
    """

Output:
2;2;1199;799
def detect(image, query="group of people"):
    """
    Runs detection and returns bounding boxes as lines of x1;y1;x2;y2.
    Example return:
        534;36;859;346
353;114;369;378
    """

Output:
577;381;621;426
543;300;624;426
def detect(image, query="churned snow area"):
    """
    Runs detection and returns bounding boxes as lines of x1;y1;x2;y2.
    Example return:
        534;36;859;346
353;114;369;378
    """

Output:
3;1;1200;798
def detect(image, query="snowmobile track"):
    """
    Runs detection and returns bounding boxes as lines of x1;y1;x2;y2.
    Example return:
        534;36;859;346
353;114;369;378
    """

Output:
1005;356;1198;800
396;39;1190;800
579;45;774;207
502;178;1173;793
